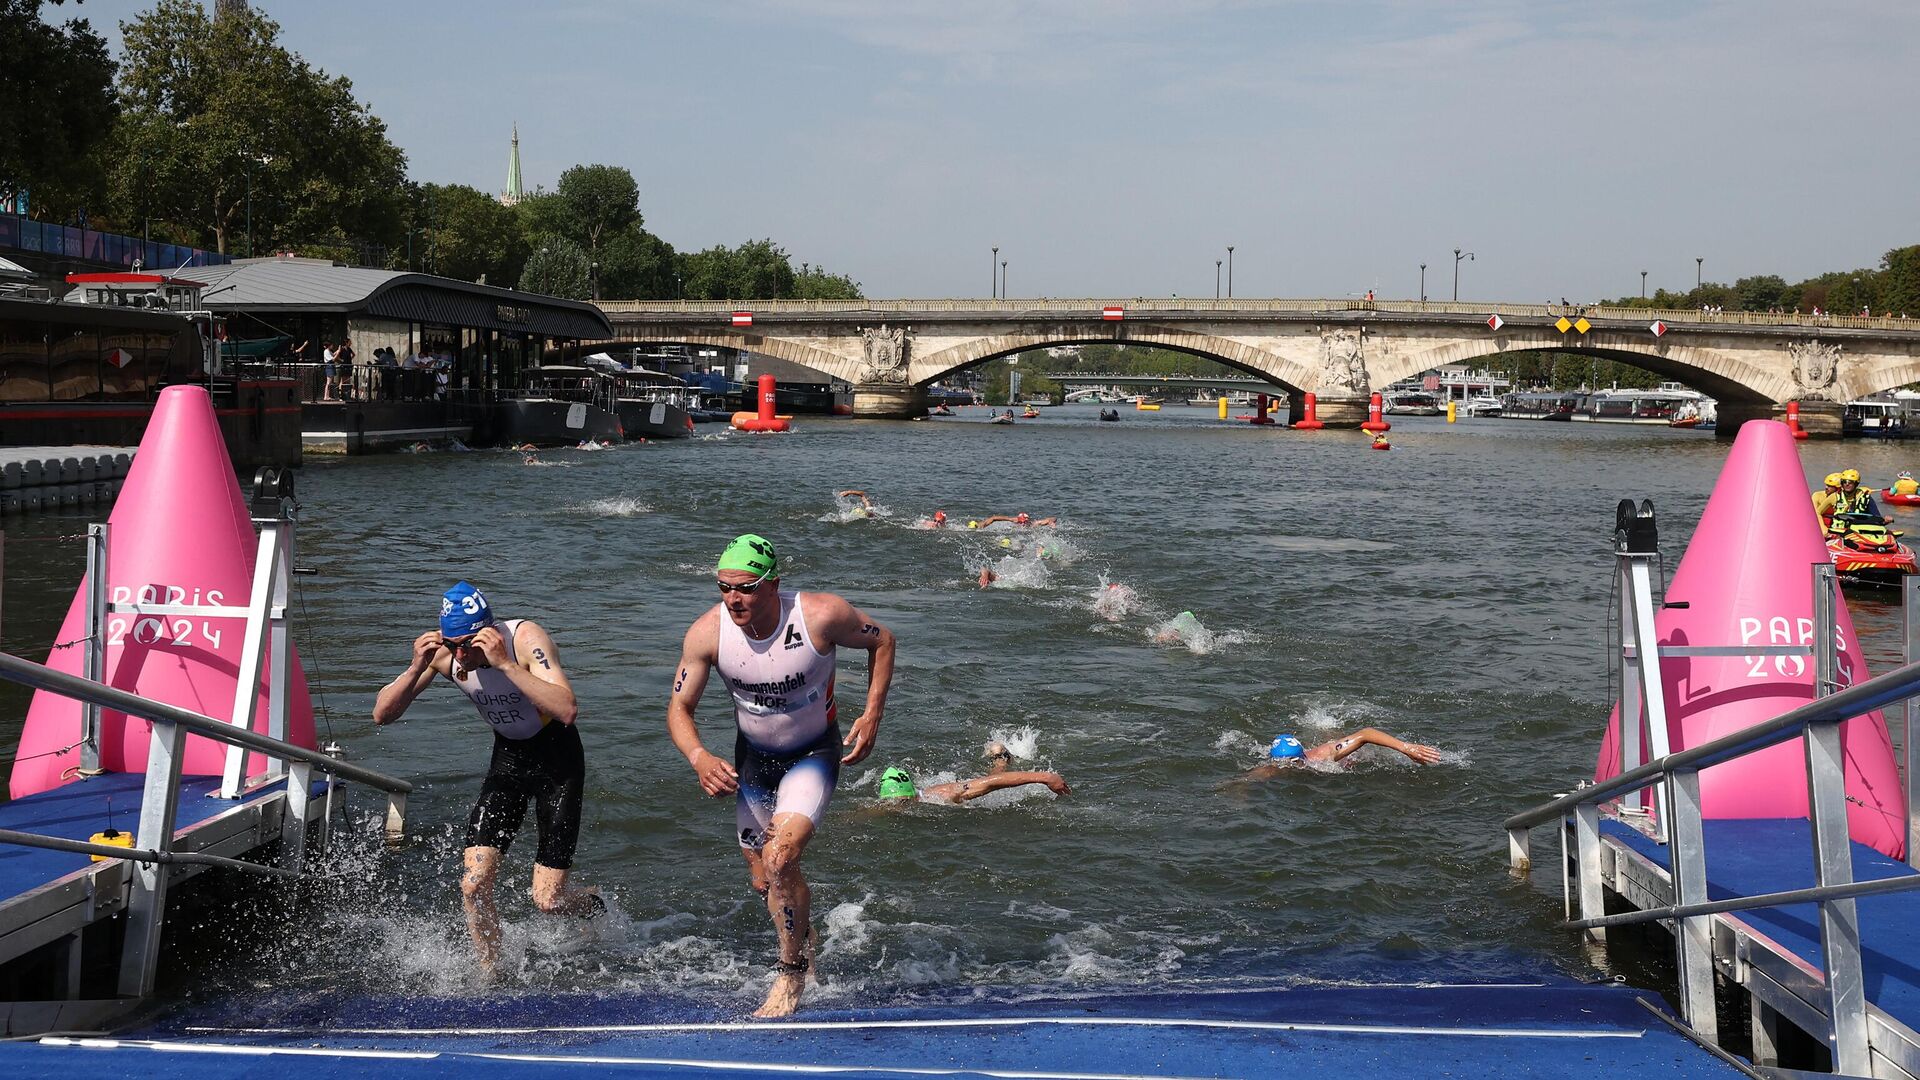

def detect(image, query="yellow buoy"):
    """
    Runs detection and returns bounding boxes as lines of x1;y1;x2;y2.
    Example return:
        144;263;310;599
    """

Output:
1447;400;1457;423
1217;396;1229;420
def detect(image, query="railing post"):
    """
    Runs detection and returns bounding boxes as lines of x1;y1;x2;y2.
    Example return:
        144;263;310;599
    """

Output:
1663;767;1718;1043
118;717;184;998
81;523;109;774
281;759;310;874
1905;572;1920;869
1806;563;1870;1074
265;523;291;776
1574;802;1606;942
1617;558;1644;812
219;518;282;797
1507;824;1530;873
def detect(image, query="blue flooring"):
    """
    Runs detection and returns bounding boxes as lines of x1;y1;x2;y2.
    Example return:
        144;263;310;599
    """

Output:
0;982;1743;1078
0;772;318;903
1605;817;1920;1030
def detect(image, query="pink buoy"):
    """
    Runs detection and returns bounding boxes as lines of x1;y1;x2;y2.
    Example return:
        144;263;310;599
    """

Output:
1594;420;1907;857
10;386;318;798
1293;391;1325;430
732;373;791;432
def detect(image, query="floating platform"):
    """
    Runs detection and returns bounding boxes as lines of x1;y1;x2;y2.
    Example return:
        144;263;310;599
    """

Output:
1597;815;1920;1073
0;446;132;513
8;980;1747;1078
0;772;335;1033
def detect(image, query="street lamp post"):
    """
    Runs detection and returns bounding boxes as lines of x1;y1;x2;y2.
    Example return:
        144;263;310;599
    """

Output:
1641;270;1648;299
590;261;600;301
1216;260;1222;299
991;246;998;299
1001;260;1008;300
1226;246;1235;298
1419;263;1427;303
1696;257;1703;288
1452;248;1474;302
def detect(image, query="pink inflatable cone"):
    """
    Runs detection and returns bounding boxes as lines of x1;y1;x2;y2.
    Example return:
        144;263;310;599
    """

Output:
1595;420;1907;857
9;386;317;798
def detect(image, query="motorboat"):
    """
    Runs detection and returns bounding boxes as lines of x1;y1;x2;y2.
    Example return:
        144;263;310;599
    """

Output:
1499;391;1585;420
1383;390;1442;416
1460;396;1503;417
1579;389;1703;424
1844;397;1908;438
487;366;624;447
600;369;694;439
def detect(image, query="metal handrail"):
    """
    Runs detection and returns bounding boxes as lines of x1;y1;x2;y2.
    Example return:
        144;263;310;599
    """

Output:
0;651;410;796
0;827;298;878
1503;655;1920;832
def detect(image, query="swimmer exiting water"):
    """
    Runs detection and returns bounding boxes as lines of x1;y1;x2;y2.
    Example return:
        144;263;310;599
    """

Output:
1236;728;1442;782
666;534;897;1017
372;583;599;978
875;743;1070;804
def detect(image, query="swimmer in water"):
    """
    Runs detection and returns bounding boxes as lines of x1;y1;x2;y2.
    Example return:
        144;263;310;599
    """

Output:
875;744;1070;805
666;533;897;1017
1152;611;1203;643
977;513;1057;528
1236;729;1443;782
372;583;600;979
919;510;949;529
835;490;875;518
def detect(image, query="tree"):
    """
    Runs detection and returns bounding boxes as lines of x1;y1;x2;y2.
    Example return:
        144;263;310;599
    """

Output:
1881;245;1920;318
553;164;639;256
519;235;591;300
1734;274;1788;312
597;226;676;299
793;264;863;299
107;0;407;256
1550;354;1590;391
0;0;117;215
400;182;526;284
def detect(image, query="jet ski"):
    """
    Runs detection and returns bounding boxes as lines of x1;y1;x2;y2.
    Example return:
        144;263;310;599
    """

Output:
1827;511;1920;586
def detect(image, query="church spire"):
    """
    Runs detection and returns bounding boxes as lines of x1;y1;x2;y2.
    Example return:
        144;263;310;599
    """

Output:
501;123;524;207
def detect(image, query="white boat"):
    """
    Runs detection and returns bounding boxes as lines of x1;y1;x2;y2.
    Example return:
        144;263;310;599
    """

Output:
1383;390;1442;416
1461;396;1503;417
1578;388;1711;425
1845;397;1907;438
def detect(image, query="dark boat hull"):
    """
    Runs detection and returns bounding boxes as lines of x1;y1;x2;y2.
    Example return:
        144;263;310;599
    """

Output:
616;399;694;439
487;399;623;447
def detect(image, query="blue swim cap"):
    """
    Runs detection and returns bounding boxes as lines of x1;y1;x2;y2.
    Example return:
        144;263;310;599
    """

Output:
440;581;494;638
1269;734;1306;760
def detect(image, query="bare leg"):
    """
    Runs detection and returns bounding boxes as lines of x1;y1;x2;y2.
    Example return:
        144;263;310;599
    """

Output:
753;813;817;1018
461;846;503;975
530;863;603;916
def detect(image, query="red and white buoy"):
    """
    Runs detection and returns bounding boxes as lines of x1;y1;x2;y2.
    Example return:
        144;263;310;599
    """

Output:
1785;400;1809;440
732;373;792;432
1293;391;1325;430
1360;391;1391;433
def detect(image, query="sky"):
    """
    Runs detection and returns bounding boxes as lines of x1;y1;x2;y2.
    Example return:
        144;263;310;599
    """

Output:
70;0;1920;301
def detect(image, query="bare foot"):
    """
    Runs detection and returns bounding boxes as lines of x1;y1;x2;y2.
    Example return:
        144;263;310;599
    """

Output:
753;970;807;1018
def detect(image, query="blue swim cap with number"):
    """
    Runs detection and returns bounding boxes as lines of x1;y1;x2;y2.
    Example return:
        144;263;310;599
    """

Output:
440;581;494;638
1269;734;1306;760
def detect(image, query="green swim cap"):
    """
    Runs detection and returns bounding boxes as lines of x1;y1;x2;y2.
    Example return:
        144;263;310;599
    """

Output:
877;766;917;800
718;534;778;578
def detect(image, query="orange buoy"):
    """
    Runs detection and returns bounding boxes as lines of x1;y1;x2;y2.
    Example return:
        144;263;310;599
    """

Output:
1293;391;1325;430
1785;400;1809;440
1360;391;1391;433
732;374;791;432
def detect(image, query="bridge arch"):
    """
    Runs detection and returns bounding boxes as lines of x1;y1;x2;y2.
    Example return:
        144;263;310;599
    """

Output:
605;328;863;384
912;328;1315;395
1366;337;1782;409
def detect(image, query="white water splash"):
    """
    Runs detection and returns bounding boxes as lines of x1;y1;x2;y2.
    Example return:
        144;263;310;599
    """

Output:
1090;578;1141;621
574;496;652;517
986;725;1041;761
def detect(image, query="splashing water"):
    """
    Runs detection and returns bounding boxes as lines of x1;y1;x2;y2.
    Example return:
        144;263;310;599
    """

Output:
986;725;1041;761
1090;578;1141;622
574;496;653;517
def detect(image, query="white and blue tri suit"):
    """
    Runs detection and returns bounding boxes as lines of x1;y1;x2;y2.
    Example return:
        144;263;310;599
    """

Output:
716;590;839;850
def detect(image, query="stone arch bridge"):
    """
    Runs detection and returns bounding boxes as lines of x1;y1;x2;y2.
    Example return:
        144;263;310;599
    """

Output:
594;299;1920;435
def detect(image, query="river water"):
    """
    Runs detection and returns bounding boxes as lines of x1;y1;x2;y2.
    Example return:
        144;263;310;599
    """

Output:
2;404;1915;1011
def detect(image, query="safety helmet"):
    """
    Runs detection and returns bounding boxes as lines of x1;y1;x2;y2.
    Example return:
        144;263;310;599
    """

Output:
876;766;917;800
1825;473;1843;487
1842;469;1861;483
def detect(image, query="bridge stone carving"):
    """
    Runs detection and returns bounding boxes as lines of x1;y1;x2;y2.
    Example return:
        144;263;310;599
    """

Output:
593;299;1920;436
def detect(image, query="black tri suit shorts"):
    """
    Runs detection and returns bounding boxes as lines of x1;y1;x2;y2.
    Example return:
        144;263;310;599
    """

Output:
465;720;586;869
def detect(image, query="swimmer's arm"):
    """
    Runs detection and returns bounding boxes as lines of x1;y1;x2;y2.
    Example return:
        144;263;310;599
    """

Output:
503;620;578;725
373;631;445;724
952;771;1070;802
810;595;895;765
667;613;736;794
1318;729;1442;765
978;515;1014;526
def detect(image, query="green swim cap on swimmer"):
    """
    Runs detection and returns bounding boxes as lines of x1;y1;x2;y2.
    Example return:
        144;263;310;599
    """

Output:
717;533;778;579
877;766;917;799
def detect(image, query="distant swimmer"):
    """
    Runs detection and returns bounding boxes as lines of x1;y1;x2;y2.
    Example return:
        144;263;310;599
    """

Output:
978;565;997;588
1153;610;1203;643
1237;729;1443;781
919;510;949;529
977;513;1057;528
372;583;600;978
836;489;875;518
666;534;897;1017
875;744;1070;805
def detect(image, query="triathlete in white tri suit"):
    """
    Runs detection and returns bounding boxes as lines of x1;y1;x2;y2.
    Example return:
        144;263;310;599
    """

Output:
667;534;897;1018
373;582;601;977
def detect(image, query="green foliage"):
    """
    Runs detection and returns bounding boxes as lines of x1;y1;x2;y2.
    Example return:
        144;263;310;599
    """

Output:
1735;274;1789;312
553;164;640;254
1881;246;1920;320
793;264;864;299
0;0;118;215
519;235;591;300
597;227;676;300
105;0;407;256
400;182;526;285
